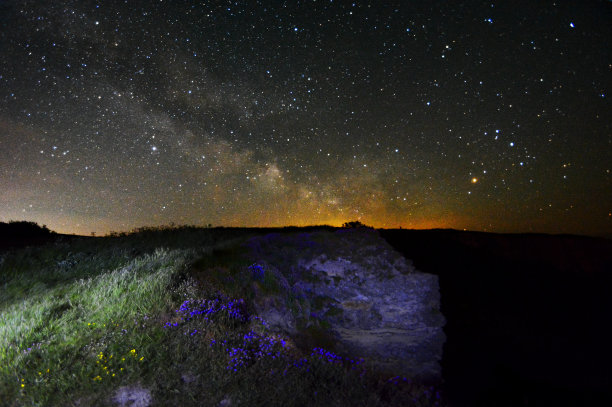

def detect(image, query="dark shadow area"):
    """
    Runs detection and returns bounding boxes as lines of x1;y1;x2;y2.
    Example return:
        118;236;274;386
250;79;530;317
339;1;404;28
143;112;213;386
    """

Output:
0;221;57;250
380;229;612;406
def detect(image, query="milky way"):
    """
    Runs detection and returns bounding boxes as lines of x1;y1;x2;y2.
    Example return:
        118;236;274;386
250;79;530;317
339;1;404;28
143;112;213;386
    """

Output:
1;1;610;236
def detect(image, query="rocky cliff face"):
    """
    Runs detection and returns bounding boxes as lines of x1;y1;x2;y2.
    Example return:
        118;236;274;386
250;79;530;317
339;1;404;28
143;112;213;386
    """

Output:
246;228;446;381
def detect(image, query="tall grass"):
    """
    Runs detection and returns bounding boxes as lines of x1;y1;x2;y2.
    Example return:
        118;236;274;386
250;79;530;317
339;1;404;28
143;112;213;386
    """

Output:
1;245;196;405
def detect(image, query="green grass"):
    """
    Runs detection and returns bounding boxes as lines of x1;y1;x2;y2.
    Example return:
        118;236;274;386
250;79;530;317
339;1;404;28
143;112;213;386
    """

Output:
0;228;444;406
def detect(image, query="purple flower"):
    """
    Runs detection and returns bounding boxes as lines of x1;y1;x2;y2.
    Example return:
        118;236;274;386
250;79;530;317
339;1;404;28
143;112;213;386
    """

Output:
311;347;343;364
248;263;265;280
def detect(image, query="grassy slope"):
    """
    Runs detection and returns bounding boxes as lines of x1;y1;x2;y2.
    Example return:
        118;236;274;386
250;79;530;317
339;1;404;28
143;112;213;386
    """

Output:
0;228;443;407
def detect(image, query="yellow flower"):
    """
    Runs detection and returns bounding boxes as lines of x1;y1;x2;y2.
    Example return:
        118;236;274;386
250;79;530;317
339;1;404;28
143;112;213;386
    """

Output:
21;384;25;388
130;349;136;354
139;356;144;362
112;373;116;377
120;368;124;372
46;369;49;373
38;372;42;376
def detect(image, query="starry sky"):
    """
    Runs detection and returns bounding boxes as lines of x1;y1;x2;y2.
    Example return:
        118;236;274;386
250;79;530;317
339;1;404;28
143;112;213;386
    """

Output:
1;0;610;237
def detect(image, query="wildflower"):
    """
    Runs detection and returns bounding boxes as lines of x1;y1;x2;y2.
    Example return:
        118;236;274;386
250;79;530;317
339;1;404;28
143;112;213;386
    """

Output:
21;384;25;388
130;349;136;354
249;263;265;280
139;356;144;361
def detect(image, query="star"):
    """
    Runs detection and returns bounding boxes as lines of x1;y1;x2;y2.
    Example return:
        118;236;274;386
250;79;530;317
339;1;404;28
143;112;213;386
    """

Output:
0;0;608;236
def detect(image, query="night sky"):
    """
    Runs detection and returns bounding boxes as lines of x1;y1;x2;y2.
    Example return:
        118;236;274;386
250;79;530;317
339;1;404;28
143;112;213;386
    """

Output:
1;1;610;236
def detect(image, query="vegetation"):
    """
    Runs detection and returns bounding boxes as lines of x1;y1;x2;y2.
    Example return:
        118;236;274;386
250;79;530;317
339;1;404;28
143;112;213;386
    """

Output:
341;220;373;229
0;220;54;237
0;221;56;250
0;224;444;406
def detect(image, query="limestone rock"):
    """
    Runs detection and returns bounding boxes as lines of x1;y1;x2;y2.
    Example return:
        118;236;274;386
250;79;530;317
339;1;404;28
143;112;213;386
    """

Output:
252;290;298;334
111;385;151;407
247;228;446;381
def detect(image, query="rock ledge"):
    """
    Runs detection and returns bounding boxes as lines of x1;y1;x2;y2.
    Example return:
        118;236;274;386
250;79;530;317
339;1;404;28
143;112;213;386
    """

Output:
247;228;445;380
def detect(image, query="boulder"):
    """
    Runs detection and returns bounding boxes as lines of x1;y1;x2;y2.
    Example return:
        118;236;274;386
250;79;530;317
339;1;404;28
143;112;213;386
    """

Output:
247;228;446;381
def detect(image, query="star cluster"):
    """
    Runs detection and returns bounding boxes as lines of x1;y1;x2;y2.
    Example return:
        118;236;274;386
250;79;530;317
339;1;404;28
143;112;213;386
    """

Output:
1;1;610;236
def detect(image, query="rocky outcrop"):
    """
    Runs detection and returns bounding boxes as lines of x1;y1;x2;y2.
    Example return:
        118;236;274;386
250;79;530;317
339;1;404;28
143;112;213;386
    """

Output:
247;228;446;381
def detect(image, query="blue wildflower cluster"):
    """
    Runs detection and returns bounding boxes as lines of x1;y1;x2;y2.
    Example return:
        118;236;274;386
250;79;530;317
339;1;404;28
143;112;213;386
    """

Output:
290;357;309;371
311;347;344;364
164;295;369;381
220;335;367;377
310;347;365;375
387;375;411;385
248;263;265;280
164;297;248;329
222;330;287;371
275;347;366;377
179;297;247;322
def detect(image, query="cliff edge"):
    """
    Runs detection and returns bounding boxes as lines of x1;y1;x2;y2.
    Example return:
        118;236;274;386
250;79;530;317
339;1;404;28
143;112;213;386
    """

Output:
246;228;446;381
